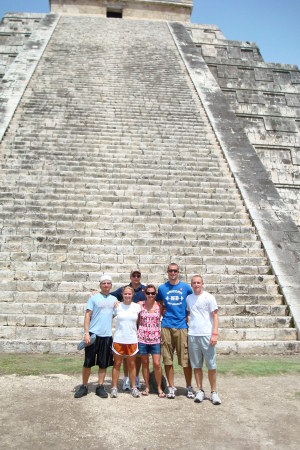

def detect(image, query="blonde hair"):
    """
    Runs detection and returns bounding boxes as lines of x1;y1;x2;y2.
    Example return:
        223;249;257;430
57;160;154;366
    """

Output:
122;285;134;295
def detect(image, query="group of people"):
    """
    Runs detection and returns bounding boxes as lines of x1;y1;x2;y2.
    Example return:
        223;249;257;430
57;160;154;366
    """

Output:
74;263;221;405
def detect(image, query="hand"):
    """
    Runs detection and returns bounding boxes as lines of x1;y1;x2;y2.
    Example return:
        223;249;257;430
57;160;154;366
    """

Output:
84;334;90;345
114;300;120;308
210;334;218;346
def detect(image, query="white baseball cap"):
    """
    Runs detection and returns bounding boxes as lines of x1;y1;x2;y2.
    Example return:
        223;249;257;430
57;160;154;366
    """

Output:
99;274;112;284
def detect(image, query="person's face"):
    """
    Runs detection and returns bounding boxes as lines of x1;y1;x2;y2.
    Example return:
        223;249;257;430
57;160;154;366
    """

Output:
167;265;179;282
123;288;133;303
100;281;112;295
191;277;203;295
130;272;141;287
145;288;156;300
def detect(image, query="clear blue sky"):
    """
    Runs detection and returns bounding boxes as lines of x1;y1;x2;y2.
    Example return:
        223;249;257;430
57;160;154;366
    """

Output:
0;0;299;67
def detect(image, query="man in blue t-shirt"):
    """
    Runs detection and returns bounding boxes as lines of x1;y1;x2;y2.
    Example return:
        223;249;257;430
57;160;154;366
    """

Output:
74;274;116;399
157;263;194;399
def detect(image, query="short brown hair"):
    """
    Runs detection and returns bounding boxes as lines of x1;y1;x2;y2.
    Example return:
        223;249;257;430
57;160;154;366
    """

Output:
191;274;203;283
145;284;157;293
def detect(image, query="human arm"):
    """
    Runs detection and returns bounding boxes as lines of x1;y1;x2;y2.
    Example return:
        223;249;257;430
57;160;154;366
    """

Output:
209;309;218;346
83;309;92;345
160;300;166;317
111;287;123;302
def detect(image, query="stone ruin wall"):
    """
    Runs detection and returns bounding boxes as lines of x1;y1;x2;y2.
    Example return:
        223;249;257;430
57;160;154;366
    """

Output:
187;24;300;228
49;0;192;22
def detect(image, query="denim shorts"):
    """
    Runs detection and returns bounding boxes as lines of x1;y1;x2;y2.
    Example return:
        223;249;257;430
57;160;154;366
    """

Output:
188;335;216;370
138;342;161;355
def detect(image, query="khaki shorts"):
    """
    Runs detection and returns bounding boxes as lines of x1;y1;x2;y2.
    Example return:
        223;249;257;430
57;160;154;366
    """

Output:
161;327;190;368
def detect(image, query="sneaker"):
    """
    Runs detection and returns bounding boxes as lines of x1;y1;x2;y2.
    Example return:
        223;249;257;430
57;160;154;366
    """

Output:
166;386;176;399
186;386;195;399
74;384;88;398
95;384;108;398
136;376;141;389
210;391;221;405
122;376;130;391
110;387;118;398
131;387;141;398
194;389;205;403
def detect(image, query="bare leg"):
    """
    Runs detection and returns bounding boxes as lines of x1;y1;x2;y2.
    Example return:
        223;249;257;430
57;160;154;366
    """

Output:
135;355;142;377
194;368;203;390
141;355;150;392
112;354;123;389
123;358;128;377
208;369;217;392
127;355;137;388
183;366;193;387
152;354;163;393
164;364;174;387
98;367;106;385
82;367;91;386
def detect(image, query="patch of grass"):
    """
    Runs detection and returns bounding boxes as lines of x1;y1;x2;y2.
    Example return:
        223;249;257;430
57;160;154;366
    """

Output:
0;354;83;376
0;354;300;377
171;355;300;377
216;355;300;377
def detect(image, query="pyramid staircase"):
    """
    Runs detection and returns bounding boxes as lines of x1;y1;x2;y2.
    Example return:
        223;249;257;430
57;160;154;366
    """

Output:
0;16;298;353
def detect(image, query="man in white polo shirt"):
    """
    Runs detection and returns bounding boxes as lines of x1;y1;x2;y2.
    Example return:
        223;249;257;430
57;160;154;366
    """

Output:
187;274;221;405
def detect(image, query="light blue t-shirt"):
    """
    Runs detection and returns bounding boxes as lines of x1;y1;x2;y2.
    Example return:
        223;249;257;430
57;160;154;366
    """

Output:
86;293;116;337
157;281;193;329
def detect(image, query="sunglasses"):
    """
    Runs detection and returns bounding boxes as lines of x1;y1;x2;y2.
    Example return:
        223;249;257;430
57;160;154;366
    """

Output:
145;292;156;296
168;269;178;273
131;274;141;278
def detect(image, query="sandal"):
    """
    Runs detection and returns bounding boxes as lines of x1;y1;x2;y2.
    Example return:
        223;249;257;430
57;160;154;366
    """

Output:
142;389;149;396
158;391;166;398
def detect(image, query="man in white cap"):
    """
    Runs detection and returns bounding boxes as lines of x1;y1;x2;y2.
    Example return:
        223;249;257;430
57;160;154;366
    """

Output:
74;274;116;399
111;269;146;390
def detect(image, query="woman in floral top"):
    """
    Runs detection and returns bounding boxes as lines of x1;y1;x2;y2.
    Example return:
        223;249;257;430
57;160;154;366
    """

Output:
138;284;165;397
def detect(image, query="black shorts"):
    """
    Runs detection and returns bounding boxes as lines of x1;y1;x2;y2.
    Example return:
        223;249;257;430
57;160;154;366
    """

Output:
84;335;113;369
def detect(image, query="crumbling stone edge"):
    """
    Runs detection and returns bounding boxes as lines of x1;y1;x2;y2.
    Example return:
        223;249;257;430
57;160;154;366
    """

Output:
0;13;60;143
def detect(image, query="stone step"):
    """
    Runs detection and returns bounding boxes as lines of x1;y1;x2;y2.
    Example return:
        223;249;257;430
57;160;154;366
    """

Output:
0;210;252;224
0;303;288;317
0;229;262;244
0;204;250;218
0;291;283;305
0;339;299;354
0;314;291;329
0;273;278;288
0;325;296;342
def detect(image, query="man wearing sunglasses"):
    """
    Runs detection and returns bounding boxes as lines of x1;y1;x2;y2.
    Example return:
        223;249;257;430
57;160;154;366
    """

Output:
111;269;146;390
157;263;194;399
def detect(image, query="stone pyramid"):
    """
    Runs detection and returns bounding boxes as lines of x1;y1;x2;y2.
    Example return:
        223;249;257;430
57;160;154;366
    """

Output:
0;1;299;353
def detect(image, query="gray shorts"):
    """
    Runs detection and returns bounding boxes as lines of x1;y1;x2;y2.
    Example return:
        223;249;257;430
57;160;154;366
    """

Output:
188;335;216;370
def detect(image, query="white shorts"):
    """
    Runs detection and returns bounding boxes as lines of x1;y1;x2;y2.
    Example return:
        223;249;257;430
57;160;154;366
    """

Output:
188;335;216;370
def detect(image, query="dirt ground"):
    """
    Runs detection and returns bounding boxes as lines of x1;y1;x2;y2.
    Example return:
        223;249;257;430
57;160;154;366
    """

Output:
0;372;299;450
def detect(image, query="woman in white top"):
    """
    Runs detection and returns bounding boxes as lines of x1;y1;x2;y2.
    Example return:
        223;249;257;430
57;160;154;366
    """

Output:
111;286;141;398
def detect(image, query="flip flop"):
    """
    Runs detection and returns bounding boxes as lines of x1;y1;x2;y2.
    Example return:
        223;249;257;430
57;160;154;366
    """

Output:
158;391;166;398
77;333;96;350
142;389;149;396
